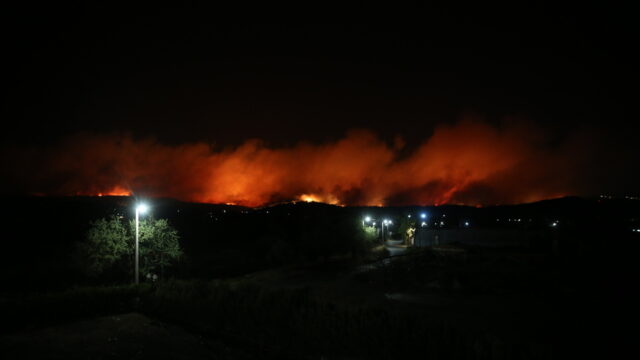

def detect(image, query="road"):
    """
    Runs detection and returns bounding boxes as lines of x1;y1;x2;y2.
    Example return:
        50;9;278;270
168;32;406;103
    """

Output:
384;239;407;257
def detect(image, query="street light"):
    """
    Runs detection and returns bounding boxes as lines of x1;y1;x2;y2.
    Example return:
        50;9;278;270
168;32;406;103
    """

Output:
135;203;148;284
381;219;392;242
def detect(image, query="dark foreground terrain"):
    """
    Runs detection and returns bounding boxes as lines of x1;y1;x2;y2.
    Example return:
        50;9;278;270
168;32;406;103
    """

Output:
1;313;230;360
1;196;639;359
1;247;636;359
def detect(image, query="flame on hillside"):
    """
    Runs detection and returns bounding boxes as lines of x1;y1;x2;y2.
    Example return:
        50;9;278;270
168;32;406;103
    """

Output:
1;118;600;206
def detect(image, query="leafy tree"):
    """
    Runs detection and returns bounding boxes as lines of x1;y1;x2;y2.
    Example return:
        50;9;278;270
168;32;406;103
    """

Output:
361;225;378;242
77;216;129;278
351;221;379;256
397;216;416;245
76;216;182;280
131;218;182;278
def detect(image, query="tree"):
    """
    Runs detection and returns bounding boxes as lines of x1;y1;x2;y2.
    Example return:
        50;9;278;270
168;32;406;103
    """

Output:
76;216;182;280
397;216;416;245
131;218;182;278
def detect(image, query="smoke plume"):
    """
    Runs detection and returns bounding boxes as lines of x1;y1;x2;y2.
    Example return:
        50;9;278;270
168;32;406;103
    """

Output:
1;119;609;206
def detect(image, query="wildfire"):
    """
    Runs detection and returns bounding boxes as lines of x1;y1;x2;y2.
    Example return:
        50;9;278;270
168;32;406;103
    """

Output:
97;186;132;197
2;119;588;206
298;193;341;205
299;194;319;203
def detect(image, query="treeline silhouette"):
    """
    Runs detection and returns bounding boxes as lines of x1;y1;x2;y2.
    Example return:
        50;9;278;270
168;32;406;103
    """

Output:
0;196;374;292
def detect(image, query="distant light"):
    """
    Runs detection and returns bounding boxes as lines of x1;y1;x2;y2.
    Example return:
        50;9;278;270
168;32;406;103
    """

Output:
420;213;427;219
372;222;376;226
388;220;393;225
136;204;148;214
439;221;444;226
407;215;411;218
464;221;469;227
421;222;427;227
365;216;371;222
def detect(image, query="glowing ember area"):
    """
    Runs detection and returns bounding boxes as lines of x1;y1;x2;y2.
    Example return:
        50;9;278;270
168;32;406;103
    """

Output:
2;119;596;207
299;194;321;203
298;194;341;205
96;186;132;197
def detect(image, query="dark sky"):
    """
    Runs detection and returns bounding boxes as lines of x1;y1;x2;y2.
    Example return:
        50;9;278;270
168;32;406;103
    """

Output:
1;5;639;204
4;5;636;148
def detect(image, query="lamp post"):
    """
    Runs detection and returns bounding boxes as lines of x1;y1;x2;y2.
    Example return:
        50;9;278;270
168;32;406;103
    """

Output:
381;219;391;242
135;203;148;284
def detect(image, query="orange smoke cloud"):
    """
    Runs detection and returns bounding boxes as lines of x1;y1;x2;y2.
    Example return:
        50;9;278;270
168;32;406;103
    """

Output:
2;119;598;206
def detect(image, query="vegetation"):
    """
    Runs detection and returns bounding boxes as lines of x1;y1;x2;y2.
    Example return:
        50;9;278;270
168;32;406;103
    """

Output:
397;216;416;244
2;197;635;358
0;280;551;359
75;216;182;281
0;284;150;333
262;212;379;265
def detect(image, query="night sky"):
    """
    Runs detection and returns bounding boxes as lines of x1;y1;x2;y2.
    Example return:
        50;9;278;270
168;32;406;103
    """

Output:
2;5;638;205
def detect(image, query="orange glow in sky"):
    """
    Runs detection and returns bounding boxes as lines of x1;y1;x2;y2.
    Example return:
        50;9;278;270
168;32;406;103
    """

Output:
97;186;131;197
298;193;341;205
6;119;582;207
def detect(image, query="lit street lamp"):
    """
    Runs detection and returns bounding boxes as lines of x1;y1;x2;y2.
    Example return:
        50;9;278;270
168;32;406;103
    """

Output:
135;203;148;284
381;219;392;242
